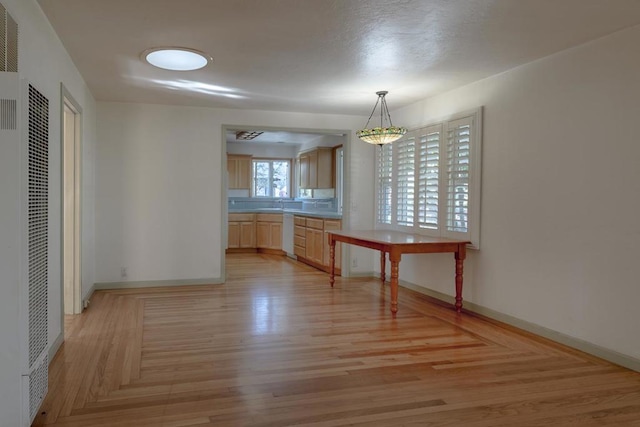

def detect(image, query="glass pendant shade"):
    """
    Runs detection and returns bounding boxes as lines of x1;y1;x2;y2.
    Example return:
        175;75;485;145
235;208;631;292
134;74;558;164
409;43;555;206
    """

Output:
357;91;407;146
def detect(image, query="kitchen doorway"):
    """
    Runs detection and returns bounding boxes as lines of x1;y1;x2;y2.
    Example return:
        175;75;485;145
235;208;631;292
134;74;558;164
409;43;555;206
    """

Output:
62;88;82;315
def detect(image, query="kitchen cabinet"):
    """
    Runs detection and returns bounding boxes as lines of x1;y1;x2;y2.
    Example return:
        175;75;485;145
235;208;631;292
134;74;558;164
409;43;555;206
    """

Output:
293;215;341;273
227;154;252;189
228;213;255;249
256;213;283;250
294;216;306;257
297;147;333;189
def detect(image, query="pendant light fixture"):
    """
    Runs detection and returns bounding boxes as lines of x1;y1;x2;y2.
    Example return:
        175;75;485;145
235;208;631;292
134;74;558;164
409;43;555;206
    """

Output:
357;90;407;146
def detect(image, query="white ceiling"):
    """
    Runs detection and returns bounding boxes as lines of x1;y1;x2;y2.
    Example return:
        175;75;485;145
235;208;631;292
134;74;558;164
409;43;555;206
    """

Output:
38;0;640;116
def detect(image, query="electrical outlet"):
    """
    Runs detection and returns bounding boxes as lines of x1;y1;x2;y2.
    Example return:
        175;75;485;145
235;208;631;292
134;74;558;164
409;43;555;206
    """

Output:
351;257;358;268
121;267;127;278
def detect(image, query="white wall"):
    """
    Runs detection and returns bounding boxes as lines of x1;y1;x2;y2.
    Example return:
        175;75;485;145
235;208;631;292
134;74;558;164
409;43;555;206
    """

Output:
95;103;374;284
227;141;298;158
388;25;640;363
0;0;97;425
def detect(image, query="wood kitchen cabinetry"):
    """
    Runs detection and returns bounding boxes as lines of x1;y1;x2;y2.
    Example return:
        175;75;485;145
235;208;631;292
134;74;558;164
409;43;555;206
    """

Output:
298;147;333;189
227;212;284;254
256;213;283;252
293;215;341;274
228;213;256;249
227;154;252;189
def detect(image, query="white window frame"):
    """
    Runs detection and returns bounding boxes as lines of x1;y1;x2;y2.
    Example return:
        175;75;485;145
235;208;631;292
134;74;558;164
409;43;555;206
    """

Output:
374;107;482;249
252;158;291;198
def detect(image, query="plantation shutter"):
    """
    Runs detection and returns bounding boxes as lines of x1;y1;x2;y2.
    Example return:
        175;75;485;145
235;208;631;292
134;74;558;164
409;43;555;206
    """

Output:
396;136;415;226
445;117;472;233
417;125;441;230
376;143;393;224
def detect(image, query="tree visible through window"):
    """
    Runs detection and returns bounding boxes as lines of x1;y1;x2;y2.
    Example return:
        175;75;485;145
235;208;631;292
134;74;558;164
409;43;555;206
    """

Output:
253;159;290;197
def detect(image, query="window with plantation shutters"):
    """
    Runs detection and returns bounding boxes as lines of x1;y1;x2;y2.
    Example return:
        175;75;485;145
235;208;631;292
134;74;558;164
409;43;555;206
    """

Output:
396;136;415;226
417;125;441;230
374;107;482;248
446;117;472;233
377;143;392;224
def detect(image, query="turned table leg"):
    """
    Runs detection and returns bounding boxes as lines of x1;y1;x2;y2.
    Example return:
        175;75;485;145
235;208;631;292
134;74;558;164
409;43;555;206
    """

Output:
389;251;401;316
380;252;386;283
329;238;336;288
454;244;467;313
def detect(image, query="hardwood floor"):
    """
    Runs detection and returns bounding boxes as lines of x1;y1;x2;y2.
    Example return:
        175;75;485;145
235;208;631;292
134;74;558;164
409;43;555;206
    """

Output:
34;254;640;426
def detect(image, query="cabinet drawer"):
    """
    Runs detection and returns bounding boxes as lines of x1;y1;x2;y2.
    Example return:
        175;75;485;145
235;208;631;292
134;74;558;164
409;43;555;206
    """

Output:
256;213;283;223
294;235;306;248
294;216;306;226
229;213;255;222
294;225;306;237
306;218;324;230
294;245;305;257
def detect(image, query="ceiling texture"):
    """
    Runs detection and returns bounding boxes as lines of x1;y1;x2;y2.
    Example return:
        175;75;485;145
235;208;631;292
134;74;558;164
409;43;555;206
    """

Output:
39;0;640;116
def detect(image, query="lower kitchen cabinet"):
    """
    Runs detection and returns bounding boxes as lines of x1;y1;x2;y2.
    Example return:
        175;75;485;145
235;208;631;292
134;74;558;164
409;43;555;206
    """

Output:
256;214;283;250
294;215;341;273
228;214;256;249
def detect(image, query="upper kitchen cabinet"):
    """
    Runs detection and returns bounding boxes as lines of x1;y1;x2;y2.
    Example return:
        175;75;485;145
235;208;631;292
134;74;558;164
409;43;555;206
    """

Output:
298;147;333;189
227;154;252;189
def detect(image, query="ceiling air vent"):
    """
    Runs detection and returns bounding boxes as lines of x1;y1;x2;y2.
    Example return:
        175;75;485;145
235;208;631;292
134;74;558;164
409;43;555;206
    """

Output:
0;2;18;72
236;131;263;140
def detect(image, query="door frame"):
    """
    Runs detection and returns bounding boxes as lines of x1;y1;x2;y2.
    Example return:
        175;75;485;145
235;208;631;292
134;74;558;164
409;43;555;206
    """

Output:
60;84;82;317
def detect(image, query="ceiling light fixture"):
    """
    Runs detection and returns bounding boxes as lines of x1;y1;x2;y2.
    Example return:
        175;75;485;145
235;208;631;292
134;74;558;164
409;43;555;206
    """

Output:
236;131;264;140
142;47;211;71
357;91;407;146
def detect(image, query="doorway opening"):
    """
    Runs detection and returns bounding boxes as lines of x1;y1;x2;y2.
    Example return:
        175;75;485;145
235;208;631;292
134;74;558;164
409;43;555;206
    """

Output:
62;89;82;315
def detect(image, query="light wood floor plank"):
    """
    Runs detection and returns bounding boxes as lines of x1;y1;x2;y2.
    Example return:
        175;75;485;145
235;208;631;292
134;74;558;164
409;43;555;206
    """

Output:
33;253;640;426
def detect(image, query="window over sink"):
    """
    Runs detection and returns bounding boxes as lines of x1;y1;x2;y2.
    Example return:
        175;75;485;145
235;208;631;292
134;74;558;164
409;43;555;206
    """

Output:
253;159;291;198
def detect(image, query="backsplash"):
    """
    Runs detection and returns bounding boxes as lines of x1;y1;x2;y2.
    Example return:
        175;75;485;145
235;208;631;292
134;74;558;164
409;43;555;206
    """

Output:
228;197;338;212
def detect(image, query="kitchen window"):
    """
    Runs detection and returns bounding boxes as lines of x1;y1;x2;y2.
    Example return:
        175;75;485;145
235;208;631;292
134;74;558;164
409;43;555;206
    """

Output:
253;159;291;198
375;108;482;248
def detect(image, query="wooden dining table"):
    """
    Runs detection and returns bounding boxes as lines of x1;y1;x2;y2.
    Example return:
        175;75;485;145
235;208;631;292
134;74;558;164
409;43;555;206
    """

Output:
327;230;471;315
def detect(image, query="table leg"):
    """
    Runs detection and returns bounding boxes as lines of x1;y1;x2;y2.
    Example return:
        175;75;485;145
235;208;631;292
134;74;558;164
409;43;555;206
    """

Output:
329;238;336;288
389;252;401;315
454;244;467;313
380;252;386;283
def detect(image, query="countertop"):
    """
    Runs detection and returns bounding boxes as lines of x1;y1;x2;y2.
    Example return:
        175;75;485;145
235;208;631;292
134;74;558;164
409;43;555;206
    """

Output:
228;208;342;219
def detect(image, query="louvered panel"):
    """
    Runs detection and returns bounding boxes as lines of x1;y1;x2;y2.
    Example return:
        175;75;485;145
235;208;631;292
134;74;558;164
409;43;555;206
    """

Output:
376;144;392;224
396;136;415;226
27;355;47;421
5;8;17;72
1;98;16;129
417;126;441;230
24;83;49;426
0;3;5;71
446;120;471;233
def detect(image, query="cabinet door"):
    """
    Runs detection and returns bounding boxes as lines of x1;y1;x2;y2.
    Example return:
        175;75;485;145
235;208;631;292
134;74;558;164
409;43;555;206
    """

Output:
227;158;239;188
228;155;252;190
239;222;256;248
316;148;333;189
237;157;251;189
299;154;310;189
228;222;240;248
308;150;318;189
256;222;270;248
270;223;282;249
323;219;341;268
305;228;323;264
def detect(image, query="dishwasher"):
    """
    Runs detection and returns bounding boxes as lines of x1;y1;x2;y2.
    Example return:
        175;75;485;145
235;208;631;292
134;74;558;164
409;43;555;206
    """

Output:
282;213;295;258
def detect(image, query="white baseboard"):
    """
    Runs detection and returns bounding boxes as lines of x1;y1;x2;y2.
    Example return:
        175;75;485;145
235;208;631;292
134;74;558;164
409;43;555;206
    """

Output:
94;277;224;290
399;280;640;373
48;332;64;362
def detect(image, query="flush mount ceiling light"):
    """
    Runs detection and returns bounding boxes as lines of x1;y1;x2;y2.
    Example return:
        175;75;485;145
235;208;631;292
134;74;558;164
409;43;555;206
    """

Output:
142;47;211;71
357;91;407;146
236;131;264;140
